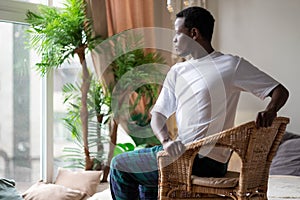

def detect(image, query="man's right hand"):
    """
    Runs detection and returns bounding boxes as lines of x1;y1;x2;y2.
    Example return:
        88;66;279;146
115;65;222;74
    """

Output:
163;140;186;157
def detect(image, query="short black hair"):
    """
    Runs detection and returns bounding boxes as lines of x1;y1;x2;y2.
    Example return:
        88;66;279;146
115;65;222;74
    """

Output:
176;7;215;42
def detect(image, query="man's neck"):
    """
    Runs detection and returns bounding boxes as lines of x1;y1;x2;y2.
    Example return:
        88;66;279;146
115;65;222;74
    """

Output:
204;45;214;54
191;40;214;59
191;47;214;59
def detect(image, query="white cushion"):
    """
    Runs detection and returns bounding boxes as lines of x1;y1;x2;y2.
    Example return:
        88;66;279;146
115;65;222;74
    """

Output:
191;171;239;188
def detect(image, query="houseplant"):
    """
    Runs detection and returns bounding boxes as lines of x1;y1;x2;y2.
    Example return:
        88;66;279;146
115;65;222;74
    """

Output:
26;0;102;170
109;33;166;146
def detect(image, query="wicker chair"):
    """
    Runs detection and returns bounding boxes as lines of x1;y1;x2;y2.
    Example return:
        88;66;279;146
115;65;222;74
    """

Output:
157;117;289;200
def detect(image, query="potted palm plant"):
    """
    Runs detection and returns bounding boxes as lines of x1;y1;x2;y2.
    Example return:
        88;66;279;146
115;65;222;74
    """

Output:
26;0;102;170
109;33;166;146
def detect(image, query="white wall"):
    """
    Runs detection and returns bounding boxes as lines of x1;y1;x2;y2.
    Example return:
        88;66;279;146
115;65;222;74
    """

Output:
207;0;300;133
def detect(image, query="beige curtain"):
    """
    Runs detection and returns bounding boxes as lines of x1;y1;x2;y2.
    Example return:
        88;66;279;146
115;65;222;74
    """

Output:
105;0;154;36
86;0;155;88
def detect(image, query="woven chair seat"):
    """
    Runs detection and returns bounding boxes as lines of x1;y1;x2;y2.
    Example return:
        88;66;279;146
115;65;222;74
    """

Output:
191;171;239;188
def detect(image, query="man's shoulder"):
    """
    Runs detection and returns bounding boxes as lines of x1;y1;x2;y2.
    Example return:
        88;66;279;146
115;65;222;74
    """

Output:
169;61;188;73
212;52;243;71
172;61;189;68
214;51;241;61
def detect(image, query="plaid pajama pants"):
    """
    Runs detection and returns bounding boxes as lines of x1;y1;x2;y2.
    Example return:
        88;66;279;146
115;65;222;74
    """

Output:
110;145;163;200
109;145;228;200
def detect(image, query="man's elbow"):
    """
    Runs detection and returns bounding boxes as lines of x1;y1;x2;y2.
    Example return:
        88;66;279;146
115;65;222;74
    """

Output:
150;115;155;130
283;85;289;100
150;112;158;130
278;84;289;101
150;111;166;130
270;84;289;99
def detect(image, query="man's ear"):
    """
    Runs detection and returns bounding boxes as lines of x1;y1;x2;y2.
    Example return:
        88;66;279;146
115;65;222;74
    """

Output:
190;28;202;40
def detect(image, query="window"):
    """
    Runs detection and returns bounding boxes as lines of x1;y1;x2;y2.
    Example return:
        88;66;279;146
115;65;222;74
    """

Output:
0;0;105;192
53;58;82;174
0;21;41;192
11;0;48;5
7;0;64;7
0;0;42;192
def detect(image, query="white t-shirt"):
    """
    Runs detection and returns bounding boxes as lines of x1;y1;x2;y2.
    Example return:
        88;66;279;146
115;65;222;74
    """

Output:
151;51;279;163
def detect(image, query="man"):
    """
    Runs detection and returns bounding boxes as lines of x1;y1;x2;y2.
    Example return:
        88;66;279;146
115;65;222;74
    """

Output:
110;6;289;200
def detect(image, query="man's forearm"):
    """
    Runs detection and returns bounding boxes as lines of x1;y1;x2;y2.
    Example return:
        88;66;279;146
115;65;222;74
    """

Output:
150;112;170;144
266;84;289;112
151;111;185;157
256;84;289;127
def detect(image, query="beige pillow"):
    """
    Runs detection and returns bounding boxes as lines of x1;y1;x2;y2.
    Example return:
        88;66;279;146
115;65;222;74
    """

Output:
22;181;87;200
55;168;102;196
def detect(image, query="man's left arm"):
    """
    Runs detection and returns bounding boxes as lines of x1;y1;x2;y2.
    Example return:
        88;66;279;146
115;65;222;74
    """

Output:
256;84;289;127
151;111;185;157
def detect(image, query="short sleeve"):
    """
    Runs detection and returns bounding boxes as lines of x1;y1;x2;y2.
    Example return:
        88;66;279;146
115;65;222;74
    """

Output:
233;58;279;100
150;68;177;118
